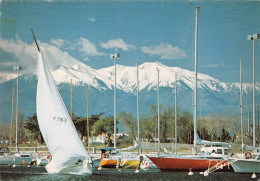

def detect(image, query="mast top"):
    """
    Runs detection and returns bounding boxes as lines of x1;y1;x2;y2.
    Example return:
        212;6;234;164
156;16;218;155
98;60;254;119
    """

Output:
31;29;41;52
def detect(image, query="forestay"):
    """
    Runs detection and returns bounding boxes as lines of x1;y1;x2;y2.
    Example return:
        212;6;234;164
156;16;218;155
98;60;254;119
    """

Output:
36;51;92;174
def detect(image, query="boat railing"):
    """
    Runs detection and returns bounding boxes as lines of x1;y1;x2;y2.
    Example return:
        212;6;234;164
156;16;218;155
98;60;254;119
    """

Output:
205;160;231;174
9;146;49;155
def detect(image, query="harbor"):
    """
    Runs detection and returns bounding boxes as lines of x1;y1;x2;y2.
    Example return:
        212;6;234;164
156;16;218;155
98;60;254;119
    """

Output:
1;143;259;180
0;0;260;180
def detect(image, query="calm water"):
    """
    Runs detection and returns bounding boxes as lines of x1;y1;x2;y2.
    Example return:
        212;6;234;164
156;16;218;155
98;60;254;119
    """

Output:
0;166;259;181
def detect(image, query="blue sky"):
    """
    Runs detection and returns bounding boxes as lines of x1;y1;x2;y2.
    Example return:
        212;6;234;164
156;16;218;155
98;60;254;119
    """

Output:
0;0;260;83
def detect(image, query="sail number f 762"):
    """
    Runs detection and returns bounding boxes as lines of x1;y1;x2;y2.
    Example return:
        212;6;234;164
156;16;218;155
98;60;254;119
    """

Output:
53;117;67;122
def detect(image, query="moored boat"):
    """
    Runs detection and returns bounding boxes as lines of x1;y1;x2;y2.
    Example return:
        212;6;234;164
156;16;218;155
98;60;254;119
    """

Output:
99;148;118;168
228;152;260;173
0;152;35;166
119;158;140;169
36;154;51;166
99;141;140;169
148;154;231;172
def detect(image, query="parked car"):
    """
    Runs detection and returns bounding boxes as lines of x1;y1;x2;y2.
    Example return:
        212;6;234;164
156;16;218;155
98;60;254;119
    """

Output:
200;144;230;155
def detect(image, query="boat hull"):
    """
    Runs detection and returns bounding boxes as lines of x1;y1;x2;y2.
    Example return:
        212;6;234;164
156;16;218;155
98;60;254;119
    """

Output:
99;158;117;168
119;158;140;169
0;155;34;166
36;158;50;166
229;159;260;173
148;156;231;172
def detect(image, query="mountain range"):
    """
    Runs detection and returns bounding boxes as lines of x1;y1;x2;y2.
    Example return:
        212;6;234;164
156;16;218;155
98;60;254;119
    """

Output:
0;62;259;123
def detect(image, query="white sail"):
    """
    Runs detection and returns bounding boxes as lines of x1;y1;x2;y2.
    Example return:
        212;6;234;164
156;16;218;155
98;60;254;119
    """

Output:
36;51;92;174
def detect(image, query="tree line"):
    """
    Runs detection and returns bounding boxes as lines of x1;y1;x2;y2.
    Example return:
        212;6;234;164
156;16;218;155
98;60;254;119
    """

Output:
2;104;259;147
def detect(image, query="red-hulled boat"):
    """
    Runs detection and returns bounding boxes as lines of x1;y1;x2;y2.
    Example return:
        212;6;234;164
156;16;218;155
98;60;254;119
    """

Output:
146;6;234;173
147;155;231;172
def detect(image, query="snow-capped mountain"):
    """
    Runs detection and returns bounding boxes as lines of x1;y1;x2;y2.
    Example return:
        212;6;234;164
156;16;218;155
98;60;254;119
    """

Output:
0;62;259;123
2;61;257;93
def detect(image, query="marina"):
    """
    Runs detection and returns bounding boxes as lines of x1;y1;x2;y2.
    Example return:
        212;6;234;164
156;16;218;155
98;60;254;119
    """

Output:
1;0;260;180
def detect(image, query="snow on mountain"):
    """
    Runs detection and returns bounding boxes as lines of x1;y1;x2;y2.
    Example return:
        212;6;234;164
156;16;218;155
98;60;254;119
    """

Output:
96;61;226;94
229;82;260;95
0;72;18;83
1;61;259;94
51;61;114;91
97;64;138;93
1;61;259;123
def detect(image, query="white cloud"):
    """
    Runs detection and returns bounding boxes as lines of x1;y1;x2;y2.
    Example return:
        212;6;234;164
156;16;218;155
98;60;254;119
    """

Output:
77;37;105;58
0;36;36;73
0;36;80;74
141;43;186;60
88;17;96;22
100;38;136;51
49;38;65;48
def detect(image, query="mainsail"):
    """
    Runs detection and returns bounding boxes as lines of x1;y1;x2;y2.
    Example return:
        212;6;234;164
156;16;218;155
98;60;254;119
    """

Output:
34;32;92;174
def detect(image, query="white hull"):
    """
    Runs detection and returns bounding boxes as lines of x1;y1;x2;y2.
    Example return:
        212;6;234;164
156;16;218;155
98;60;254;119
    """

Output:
229;158;260;173
46;159;93;175
36;158;50;166
0;154;34;165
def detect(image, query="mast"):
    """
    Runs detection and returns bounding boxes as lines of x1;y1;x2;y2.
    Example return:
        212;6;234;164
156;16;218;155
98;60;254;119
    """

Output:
247;34;260;147
16;69;19;151
248;110;250;133
31;29;40;53
157;68;160;152
252;38;256;148
10;84;15;149
193;6;200;152
110;53;120;149
136;62;140;147
257;104;260;138
70;79;73;118
14;65;22;152
240;59;244;152
114;59;117;149
86;86;90;153
174;74;178;154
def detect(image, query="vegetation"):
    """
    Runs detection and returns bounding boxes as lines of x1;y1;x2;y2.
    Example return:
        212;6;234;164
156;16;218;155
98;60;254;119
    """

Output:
23;113;43;144
1;104;259;149
118;112;136;140
91;115;117;147
0;109;25;145
72;112;104;144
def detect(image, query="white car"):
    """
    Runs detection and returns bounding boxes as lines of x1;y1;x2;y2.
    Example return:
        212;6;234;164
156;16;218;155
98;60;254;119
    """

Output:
200;144;230;155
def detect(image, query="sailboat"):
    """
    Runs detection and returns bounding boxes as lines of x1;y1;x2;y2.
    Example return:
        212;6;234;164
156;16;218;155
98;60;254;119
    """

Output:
99;63;142;171
147;135;231;172
32;30;92;175
227;147;260;173
227;145;260;173
116;62;142;171
226;58;260;173
98;141;140;169
147;6;232;172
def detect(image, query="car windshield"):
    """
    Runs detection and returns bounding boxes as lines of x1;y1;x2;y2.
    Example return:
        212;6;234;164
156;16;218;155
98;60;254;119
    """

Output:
216;149;222;154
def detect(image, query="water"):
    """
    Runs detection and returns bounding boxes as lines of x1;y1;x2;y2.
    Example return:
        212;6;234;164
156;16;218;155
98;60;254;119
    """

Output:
0;166;259;181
